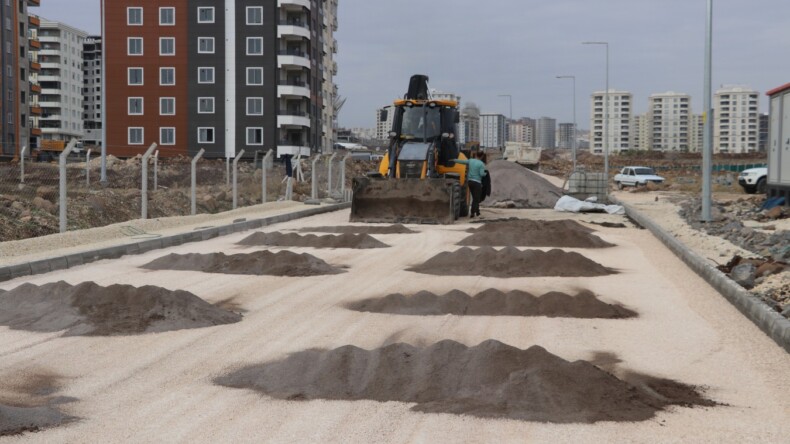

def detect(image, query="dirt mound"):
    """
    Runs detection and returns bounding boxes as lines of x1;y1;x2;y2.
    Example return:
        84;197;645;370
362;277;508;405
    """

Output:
215;340;713;423
0;371;75;437
346;289;636;318
298;224;416;234
485;160;563;208
238;232;389;249
142;251;345;276
409;247;616;277
0;281;242;336
461;219;613;248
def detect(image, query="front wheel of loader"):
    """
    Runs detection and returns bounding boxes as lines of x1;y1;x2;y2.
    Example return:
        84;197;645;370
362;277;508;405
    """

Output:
452;182;464;220
458;182;469;217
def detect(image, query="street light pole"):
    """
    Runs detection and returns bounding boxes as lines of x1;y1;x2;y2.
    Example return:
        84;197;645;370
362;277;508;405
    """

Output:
701;0;713;222
498;94;512;145
583;41;610;193
557;75;577;171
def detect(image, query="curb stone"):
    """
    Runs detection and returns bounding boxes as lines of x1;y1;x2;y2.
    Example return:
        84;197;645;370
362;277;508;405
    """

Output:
0;202;351;284
611;196;790;353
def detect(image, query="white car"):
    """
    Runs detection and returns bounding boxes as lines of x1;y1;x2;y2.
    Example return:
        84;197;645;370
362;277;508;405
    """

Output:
613;166;665;189
737;167;767;194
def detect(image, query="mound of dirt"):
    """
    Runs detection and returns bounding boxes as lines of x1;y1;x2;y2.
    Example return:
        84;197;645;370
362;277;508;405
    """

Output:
461;219;614;248
0;371;75;437
484;160;563;208
142;251;345;276
238;232;389;249
298;224;416;234
346;289;636;318
0;281;242;336
0;404;68;437
215;340;713;423
409;247;616;277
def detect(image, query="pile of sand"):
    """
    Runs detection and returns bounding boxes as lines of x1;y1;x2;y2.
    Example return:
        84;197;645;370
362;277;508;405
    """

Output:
461;219;614;248
484;160;563;208
0;281;242;336
298;224;416;234
238;232;389;249
0;372;74;437
346;289;636;318
409;247;616;277
142;251;345;276
215;340;713;423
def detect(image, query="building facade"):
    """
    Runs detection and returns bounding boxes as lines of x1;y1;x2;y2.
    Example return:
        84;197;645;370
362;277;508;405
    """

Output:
506;121;532;145
714;86;759;153
535;116;556;149
375;106;393;140
630;113;649;151
589;89;632;154
102;0;337;158
83;36;102;147
690;114;704;153
648;91;691;152
557;122;574;149
457;102;480;145
479;113;505;148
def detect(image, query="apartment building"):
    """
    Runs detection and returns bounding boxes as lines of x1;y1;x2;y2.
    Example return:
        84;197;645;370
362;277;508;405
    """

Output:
0;0;40;158
479;113;505;148
648;91;691;152
714;86;759;153
457;102;480;145
83;36;101;147
375;106;393;140
102;0;337;158
589;90;632;154
557;122;574;149
506;121;532;145
630;113;649;151
535;116;556;149
690;114;704;153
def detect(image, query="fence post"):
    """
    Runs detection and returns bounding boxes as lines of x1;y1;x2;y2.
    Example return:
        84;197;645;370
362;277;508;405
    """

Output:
327;152;338;197
191;148;205;215
285;176;293;201
141;143;158;219
86;148;92;187
153;150;159;190
261;149;273;203
340;152;351;195
311;154;322;199
232;149;246;209
58;139;77;233
20;145;26;184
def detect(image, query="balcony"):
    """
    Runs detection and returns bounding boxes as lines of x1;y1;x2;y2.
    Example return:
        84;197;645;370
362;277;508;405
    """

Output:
28;0;40;6
28;15;40;27
278;83;310;98
29;39;41;49
277;145;311;157
30;83;41;93
29;61;41;71
277;113;310;128
38;35;60;43
278;51;310;69
30;106;42;115
278;24;310;40
31;127;42;136
278;0;310;10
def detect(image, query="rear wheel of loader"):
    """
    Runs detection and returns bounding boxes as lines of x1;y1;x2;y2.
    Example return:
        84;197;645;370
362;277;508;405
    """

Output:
458;182;469;217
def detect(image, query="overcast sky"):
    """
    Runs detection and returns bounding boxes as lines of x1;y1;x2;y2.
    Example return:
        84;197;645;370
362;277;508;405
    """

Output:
38;0;790;130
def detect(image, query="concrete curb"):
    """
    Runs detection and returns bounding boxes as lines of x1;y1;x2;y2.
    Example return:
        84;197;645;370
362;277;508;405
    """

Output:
0;202;351;284
611;196;790;353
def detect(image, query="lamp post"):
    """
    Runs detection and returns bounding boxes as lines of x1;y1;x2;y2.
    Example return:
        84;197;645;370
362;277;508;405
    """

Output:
583;41;610;191
556;75;577;171
701;0;713;222
498;94;512;146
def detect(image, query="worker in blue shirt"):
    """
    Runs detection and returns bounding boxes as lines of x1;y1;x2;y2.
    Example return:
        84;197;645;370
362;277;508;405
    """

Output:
454;151;488;218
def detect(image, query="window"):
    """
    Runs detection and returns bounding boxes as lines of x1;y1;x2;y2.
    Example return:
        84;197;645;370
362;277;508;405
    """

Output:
246;97;263;116
247;127;263;145
246;67;263;85
160;37;175;55
160;127;175;145
246;37;263;55
129;127;144;145
197;7;214;23
160;97;175;115
128;67;143;85
198;67;214;84
127;7;143;25
197;37;214;54
159;7;175;25
198;127;215;143
128;97;143;115
160;67;175;85
198;97;214;114
128;37;143;55
246;6;263;25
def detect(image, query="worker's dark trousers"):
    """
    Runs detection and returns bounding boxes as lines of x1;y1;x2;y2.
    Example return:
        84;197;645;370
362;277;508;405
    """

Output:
468;180;482;216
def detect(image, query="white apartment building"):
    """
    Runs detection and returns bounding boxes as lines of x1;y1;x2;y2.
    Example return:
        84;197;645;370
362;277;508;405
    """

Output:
535;116;556;149
82;36;101;147
479;113;505;148
648;92;692;152
557;123;574;149
507;121;532;145
690;114;704;152
590;90;632;154
430;89;461;104
458;103;480;145
375;106;394;140
630;113;650;151
38;19;88;145
321;0;339;153
714;86;759;153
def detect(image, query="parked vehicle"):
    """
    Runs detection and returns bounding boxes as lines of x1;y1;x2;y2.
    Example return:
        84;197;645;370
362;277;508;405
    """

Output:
613;166;665;189
737;167;767;194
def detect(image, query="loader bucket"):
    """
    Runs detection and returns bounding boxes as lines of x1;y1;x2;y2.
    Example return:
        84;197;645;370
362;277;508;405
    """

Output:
350;177;457;224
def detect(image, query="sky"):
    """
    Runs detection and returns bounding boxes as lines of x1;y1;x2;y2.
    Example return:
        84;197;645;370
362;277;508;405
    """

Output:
36;0;790;130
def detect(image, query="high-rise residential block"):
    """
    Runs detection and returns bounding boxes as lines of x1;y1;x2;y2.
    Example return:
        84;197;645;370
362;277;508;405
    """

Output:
479;113;505;148
0;0;40;158
458;102;480;145
506;121;531;145
648;91;691;152
102;0;338;158
690;114;704;152
557;122;574;149
589;90;632;154
714;86;759;153
535;116;556;149
82;36;102;147
375;106;393;140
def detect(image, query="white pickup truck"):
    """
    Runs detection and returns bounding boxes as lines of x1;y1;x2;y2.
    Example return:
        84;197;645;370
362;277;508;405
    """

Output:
613;166;665;189
737;167;767;194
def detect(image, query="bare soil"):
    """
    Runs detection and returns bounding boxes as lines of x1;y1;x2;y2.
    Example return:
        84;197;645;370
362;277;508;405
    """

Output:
346;289;636;318
142;251;345;276
214;340;713;423
461;219;614;248
409;247;616;277
0;281;242;336
0;371;74;437
298;224;416;234
237;232;389;249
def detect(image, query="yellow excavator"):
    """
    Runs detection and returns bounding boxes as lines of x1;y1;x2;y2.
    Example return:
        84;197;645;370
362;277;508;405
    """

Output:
350;75;469;224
